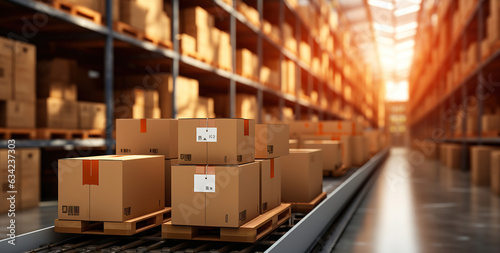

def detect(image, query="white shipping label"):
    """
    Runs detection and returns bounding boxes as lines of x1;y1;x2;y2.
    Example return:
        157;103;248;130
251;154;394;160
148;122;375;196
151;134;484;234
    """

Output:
196;127;217;142
194;174;216;193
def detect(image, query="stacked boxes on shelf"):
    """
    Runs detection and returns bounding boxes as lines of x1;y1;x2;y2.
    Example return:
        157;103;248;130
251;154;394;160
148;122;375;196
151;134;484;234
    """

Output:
236;48;259;80
0;148;40;213
214;94;257;119
115;88;160;119
0;37;36;128
255;124;289;213
470;146;500;187
119;0;171;43
172;118;259;227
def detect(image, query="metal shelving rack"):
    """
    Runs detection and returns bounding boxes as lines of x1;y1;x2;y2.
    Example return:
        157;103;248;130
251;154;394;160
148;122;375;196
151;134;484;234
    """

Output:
408;0;500;170
0;0;380;151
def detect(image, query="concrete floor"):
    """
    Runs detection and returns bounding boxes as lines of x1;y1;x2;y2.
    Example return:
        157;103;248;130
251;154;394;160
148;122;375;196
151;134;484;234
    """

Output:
332;147;500;253
0;201;57;240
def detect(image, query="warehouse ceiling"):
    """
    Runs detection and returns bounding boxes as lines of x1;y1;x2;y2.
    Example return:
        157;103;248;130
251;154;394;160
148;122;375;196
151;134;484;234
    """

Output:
336;0;421;83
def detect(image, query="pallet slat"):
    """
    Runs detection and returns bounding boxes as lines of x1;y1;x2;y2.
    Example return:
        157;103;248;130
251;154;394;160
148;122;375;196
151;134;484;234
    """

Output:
55;207;171;236
286;192;327;214
0;128;37;140
40;0;102;24
162;204;291;243
37;129;105;139
113;21;172;49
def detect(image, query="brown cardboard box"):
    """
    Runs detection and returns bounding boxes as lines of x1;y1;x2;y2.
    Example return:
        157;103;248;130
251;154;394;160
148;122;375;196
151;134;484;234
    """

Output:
317;121;363;135
178;118;255;165
181;7;214;62
445;144;462;170
236;49;258;79
255;124;289;159
180;33;196;55
78;102;106;130
171;162;259;227
0;100;35;128
19;148;40;209
58;155;164;221
120;0;148;30
37;98;77;129
156;75;199;119
281;149;322;203
302;140;342;172
61;100;79;129
37;58;74;84
145;106;161;119
289;139;299;149
289;121;318;137
116;119;178;159
364;130;380;154
0;37;13;101
257;158;281;214
194;97;215;118
491;151;500;196
145;89;159;109
164;159;178;207
471;146;500;186
214;94;257;119
352;136;369;166
482;114;500;132
13;41;36;102
38;82;77;100
218;30;232;71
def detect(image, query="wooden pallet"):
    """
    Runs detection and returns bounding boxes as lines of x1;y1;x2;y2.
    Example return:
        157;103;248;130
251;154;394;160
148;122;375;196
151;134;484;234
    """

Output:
41;0;102;24
162;204;291;243
113;22;173;49
0;128;37;140
37;129;105;139
323;166;347;177
55;207;171;236
286;192;327;214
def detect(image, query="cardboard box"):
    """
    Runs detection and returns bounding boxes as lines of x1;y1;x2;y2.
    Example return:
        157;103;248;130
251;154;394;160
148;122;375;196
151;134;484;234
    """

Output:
444;144;462;170
491;151;500;196
13;41;36;102
218;30;232;71
471;146;500;186
236;48;258;79
116;119;178;159
37;98;77;129
482;114;500;132
0;37;13;101
317;121;363;135
156;75;199;119
194;97;215;118
37;58;74;84
164;159;178;207
0;100;35;128
180;33;196;55
302;140;342;172
257;158;281;214
289;121;318;137
78;102;106;130
352;136;369;166
281;149;323;203
364;130;380;154
58;155;165;221
120;0;148;30
178;118;255;165
61;100;78;129
255;124;289;159
289;139;299;149
19;148;40;209
171;162;260;227
181;7;214;62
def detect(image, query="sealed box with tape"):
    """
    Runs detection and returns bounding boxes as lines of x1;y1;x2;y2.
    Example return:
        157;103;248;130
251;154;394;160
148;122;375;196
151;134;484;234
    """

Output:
171;162;259;227
177;118;255;165
58;155;165;222
257;158;281;214
255;123;289;159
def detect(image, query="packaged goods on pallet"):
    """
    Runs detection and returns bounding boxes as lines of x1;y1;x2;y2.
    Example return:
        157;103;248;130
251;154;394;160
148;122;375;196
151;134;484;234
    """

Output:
351;135;369;166
302;140;342;172
255;124;289;159
283;22;296;52
0;148;40;213
178;118;255;165
281;149;322;203
257;158;281;214
236;1;260;27
78;102;106;130
0;37;13;101
214;94;257;119
63;0;120;21
491;151;500;195
151;74;200;119
37;58;78;100
136;0;171;42
120;0;147;30
58;155;165;221
470;146;500;186
299;41;311;64
195;97;216;118
260;66;280;89
236;48;258;79
13;40;36;101
211;28;232;71
289;121;318;137
171;162;260;227
441;143;462;170
115;88;161;119
262;20;280;44
482;114;500;132
37;98;78;129
182;6;215;63
0;100;36;128
281;59;296;95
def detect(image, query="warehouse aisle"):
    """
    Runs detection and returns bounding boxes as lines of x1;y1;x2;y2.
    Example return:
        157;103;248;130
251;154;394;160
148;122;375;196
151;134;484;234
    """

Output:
332;147;500;253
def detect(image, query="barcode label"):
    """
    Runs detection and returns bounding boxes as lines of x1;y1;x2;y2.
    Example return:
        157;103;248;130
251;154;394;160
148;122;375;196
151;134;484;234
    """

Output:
68;206;80;216
124;207;131;216
267;145;274;154
180;154;192;161
196;127;217;142
150;148;159;154
121;148;131;153
194;174;215;193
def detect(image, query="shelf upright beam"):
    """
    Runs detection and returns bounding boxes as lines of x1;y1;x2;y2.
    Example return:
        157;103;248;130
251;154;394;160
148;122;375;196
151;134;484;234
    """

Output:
279;0;285;121
104;0;114;154
460;16;468;171
477;1;484;145
172;0;180;119
295;15;301;120
257;0;263;123
230;0;237;118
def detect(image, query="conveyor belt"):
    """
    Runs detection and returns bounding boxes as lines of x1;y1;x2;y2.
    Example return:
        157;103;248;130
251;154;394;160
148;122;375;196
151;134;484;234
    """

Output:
0;149;389;253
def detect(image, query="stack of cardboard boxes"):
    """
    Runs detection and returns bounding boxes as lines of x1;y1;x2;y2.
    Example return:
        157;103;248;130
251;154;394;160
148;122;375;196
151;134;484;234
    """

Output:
0;148;40;213
172;118;260;227
281;59;296;95
214;94;257;119
236;48;259;80
0;37;36;128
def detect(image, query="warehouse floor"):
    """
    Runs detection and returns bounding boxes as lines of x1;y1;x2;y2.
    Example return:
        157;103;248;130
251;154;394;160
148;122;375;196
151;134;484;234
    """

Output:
332;148;500;253
0;201;57;240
